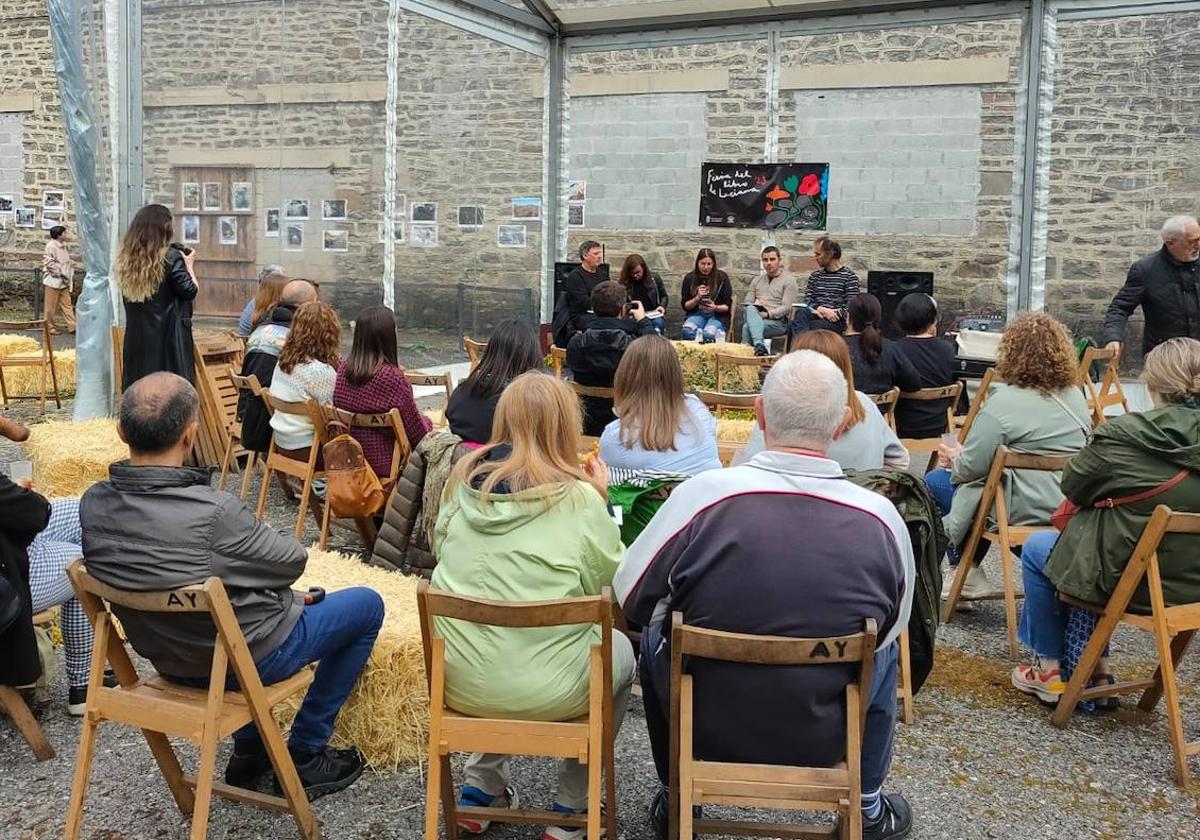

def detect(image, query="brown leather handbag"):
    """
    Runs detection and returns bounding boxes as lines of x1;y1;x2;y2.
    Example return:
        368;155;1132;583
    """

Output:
322;420;385;519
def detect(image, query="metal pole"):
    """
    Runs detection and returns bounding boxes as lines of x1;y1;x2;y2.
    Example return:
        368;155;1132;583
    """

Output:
120;0;142;234
1017;0;1047;312
541;34;566;322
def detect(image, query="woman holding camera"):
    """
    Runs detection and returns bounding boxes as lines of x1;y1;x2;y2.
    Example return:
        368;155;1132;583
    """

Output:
680;248;732;343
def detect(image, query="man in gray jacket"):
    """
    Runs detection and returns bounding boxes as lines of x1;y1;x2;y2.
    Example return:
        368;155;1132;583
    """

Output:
81;372;384;799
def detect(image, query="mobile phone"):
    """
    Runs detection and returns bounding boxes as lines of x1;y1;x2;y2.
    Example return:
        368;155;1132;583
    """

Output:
701;296;713;305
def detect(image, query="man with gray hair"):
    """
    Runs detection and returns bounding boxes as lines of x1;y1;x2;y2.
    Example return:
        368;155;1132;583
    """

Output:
1104;215;1200;357
616;350;916;840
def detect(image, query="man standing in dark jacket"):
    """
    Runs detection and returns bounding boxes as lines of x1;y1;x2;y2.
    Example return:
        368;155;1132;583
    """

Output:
1104;215;1200;358
81;372;383;799
237;279;318;451
567;280;656;435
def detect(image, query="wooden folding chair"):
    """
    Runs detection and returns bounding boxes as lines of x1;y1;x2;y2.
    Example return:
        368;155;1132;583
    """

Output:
112;324;126;400
955;368;1000;443
941;445;1075;657
463;336;487;371
218;374;265;500
570;381;615;402
62;561;317;840
405;370;454;409
0;319;60;411
695;389;758;418
318;405;413;550
897;382;964;471
255;392;327;540
868;388;900;432
417;580;617;840
1051;506;1200;786
0;607;59;762
715;352;776;393
550;346;567;379
1078;345;1129;426
896;627;914;725
669;614;877;840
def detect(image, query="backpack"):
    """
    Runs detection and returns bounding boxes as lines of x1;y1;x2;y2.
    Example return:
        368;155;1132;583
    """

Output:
322;421;385;519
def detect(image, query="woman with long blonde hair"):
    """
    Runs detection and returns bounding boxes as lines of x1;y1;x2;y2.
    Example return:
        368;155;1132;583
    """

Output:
116;204;199;388
600;335;720;475
430;372;635;833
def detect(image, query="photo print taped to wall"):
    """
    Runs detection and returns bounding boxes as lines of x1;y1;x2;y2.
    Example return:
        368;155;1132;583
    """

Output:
202;183;222;211
232;183;252;212
458;206;484;229
181;183;200;212
182;215;200;243
412;202;437;223
265;208;280;237
322;200;348;221
285;223;304;251
285;198;310;220
219;216;238;246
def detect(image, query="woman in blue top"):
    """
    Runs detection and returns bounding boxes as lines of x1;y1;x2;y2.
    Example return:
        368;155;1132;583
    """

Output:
600;335;721;475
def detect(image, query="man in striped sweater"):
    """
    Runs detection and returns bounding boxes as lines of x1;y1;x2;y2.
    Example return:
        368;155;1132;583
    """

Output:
793;236;860;334
616;350;915;840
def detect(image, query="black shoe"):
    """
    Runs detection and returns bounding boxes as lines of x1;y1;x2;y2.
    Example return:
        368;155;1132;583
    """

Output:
863;793;913;840
753;342;768;357
68;670;121;716
225;741;274;791
276;746;365;801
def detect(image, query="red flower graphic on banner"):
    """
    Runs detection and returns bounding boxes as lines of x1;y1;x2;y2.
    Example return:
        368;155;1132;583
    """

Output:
799;174;821;196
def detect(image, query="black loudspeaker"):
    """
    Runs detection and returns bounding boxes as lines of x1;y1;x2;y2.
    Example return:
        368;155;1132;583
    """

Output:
867;270;935;339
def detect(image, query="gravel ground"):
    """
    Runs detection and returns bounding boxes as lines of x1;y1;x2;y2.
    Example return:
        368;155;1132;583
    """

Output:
2;398;1199;840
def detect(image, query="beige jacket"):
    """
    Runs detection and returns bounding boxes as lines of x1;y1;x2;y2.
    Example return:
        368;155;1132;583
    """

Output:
42;239;74;290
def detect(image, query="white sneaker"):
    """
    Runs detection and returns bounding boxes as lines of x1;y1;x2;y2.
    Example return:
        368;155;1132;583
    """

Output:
942;564;1000;601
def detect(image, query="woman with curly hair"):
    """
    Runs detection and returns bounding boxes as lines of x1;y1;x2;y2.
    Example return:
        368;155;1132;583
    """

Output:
925;312;1090;598
115;204;199;388
269;300;341;457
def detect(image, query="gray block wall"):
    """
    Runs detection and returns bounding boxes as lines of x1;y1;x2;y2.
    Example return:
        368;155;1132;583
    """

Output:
569;92;707;231
794;87;982;237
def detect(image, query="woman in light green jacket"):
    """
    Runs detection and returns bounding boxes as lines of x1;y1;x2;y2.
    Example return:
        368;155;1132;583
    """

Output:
925;312;1091;598
430;372;634;839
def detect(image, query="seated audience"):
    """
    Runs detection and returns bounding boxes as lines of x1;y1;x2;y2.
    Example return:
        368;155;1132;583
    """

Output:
80;373;383;797
268;300;341;459
742;245;797;355
600;335;721;476
430;373;634;833
619;253;668;333
446;319;542;445
891;293;958;439
1014;337;1200;705
679;248;733;343
616;350;916;840
734;330;910;472
567;280;656;436
844;293;920;397
792;237;860;335
238;279;319;452
333;306;431;479
237;265;287;337
925;313;1089;599
244;271;290;336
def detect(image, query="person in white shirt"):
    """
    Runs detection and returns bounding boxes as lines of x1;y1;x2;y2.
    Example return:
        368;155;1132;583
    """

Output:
268;301;340;455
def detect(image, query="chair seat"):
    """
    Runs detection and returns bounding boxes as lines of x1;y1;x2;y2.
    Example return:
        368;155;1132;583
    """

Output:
31;608;59;625
0;355;49;365
981;524;1054;545
1061;593;1200;635
91;668;314;742
692;759;849;810
438;709;591;760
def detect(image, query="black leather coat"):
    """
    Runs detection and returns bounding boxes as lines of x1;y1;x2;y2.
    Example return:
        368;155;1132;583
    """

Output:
121;245;198;389
0;476;51;687
1103;246;1200;356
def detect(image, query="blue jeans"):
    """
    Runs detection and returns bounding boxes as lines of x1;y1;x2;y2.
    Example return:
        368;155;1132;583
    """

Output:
740;305;788;347
645;315;666;334
791;308;845;334
173;587;385;754
1019;531;1065;660
638;621;899;810
681;312;726;341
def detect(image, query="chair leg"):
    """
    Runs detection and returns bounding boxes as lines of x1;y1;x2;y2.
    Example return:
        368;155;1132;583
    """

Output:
1051;612;1119;729
258;695;318;840
0;685;54;760
49;358;61;409
294;475;315;541
217;439;235;493
240;452;257;501
318;491;333;551
0;366;8;406
440;756;458;840
1139;629;1194;713
586;746;602;840
424;747;444;840
1000;541;1020;659
63;703;100;840
1147;625;1193;787
897;628;915;725
188;688;225;840
256;465;273;521
276;471;297;501
941;554;973;623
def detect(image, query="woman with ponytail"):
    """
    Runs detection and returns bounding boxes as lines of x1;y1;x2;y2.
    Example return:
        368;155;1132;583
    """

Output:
843;293;920;397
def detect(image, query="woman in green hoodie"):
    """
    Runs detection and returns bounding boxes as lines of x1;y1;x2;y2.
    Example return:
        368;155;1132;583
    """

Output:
430;372;634;840
1012;337;1200;705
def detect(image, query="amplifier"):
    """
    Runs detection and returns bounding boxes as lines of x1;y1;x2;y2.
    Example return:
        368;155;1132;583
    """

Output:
954;356;997;379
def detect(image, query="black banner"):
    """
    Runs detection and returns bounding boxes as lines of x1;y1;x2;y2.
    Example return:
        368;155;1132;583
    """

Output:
699;162;830;230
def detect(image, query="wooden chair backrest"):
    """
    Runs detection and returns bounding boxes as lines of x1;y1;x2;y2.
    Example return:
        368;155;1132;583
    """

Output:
974;444;1076;530
1078;344;1127;425
571;381;614;400
957;368;1001;443
868;387;900;431
695;390;758;416
550;345;567;379
0;320;53;359
262;391;325;431
230;372;264;398
463;337;487;371
899;381;964;434
321;404;411;487
714;352;777;392
404;370;454;404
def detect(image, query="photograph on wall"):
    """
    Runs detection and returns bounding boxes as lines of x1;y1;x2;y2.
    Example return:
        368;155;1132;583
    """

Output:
699;162;830;230
497;224;527;248
511;197;541;221
182;215;200;243
41;209;64;230
568;202;585;228
285;223;304;251
322;229;349;252
42;190;65;211
378;222;406;243
285;198;310;220
411;222;438;248
15;208;36;228
458;206;484;229
218;216;238;246
232;182;252;212
0;195;12;214
567;180;587;202
265;208;280;237
379;194;407;218
322;199;348;221
202;182;222;211
181;182;200;211
412;202;437;223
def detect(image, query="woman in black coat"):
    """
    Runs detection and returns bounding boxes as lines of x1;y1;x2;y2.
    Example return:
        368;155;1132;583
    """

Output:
0;474;51;688
116;204;199;389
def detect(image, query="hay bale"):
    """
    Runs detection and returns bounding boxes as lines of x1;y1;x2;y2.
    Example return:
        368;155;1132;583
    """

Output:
0;333;40;358
1;349;77;397
276;550;427;770
715;418;755;444
23;418;127;498
671;340;760;392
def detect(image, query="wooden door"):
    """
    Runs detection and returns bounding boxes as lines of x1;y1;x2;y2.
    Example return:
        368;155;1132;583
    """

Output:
174;166;257;317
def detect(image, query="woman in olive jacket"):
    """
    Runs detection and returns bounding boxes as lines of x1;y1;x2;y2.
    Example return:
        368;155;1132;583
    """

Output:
0;474;51;687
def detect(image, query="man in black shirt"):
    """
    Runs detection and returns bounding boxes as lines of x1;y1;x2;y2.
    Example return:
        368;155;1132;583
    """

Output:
562;240;605;335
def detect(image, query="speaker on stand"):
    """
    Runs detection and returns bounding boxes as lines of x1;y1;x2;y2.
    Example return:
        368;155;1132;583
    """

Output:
867;270;935;339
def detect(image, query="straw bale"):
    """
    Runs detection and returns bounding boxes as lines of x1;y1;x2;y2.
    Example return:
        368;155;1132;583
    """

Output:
670;340;759;392
275;550;427;770
715;418;755;444
1;349;77;397
0;333;40;357
23;418;127;498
